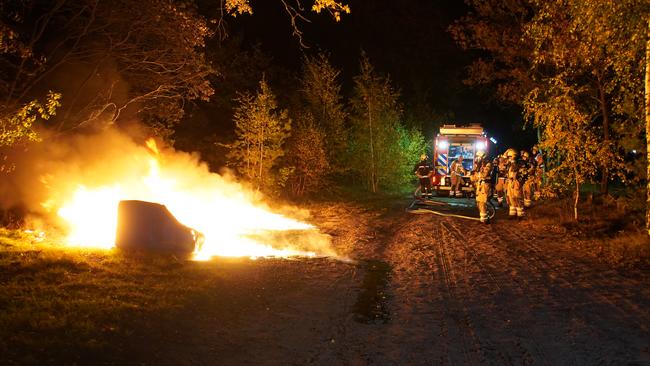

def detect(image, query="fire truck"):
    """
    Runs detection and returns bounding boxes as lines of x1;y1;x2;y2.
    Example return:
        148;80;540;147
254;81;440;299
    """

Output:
431;123;491;196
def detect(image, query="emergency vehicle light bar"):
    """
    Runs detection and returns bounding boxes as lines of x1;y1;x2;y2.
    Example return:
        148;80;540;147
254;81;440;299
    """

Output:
439;123;484;136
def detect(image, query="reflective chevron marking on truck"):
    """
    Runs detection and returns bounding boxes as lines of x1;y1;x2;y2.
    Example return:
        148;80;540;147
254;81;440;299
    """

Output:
437;153;448;175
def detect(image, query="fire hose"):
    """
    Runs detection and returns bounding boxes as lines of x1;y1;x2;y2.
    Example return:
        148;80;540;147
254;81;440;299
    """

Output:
407;188;496;222
406;205;483;221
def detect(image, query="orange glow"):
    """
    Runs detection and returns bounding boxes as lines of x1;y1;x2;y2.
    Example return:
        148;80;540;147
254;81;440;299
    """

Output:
145;138;159;155
53;138;330;260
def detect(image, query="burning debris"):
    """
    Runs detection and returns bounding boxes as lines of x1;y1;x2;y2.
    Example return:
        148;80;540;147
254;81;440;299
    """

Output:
115;200;204;255
0;129;336;260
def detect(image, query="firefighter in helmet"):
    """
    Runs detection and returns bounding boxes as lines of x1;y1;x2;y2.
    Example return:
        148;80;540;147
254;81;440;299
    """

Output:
470;150;486;192
413;154;433;199
450;154;466;197
493;153;508;207
471;150;487;181
471;151;490;189
532;146;544;200
472;153;493;223
505;148;525;217
520;150;535;208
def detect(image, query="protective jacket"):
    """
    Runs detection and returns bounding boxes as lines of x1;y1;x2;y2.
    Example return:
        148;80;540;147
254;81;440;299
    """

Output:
506;159;525;217
413;161;432;178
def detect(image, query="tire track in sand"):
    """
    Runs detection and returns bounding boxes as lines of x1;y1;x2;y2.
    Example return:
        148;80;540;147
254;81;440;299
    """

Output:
430;219;488;365
443;218;552;365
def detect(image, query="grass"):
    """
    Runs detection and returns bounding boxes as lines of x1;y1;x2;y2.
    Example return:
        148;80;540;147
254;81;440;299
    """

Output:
524;195;650;269
0;229;236;365
299;184;412;212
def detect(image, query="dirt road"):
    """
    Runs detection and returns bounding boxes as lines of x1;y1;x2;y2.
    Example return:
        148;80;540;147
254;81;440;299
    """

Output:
109;199;650;365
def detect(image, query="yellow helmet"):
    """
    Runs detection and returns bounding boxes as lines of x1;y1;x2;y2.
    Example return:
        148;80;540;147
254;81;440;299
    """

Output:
505;148;518;159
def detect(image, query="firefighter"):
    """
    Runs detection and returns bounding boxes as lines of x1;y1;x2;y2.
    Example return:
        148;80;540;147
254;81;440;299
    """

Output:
450;155;466;197
414;154;433;199
470;151;486;189
505;148;525;217
532;146;544;200
474;157;493;223
471;151;490;187
520;150;535;208
493;153;508;207
471;151;487;175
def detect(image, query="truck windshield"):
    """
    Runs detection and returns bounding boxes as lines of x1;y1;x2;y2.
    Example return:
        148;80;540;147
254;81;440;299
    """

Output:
449;144;475;171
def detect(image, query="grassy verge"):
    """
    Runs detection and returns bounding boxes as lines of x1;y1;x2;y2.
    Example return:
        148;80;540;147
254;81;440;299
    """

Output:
523;195;650;269
0;229;233;365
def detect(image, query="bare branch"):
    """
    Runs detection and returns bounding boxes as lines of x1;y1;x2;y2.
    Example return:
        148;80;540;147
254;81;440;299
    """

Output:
280;0;311;48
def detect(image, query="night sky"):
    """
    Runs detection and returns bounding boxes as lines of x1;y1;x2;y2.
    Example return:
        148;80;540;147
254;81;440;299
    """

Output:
221;0;537;152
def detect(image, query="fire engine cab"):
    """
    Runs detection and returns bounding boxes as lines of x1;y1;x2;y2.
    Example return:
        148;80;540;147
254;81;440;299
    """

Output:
431;123;490;196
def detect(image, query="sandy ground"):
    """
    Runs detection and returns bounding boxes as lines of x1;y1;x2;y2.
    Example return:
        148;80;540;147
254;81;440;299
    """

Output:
110;197;650;366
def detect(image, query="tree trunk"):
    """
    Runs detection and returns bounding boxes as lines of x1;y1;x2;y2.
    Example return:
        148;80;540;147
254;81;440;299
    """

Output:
646;18;650;236
246;142;250;179
368;113;376;193
258;126;264;192
574;168;580;221
368;94;377;193
596;76;610;194
537;127;547;185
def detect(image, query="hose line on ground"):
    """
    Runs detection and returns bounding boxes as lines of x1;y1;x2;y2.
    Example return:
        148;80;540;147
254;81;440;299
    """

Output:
405;207;482;221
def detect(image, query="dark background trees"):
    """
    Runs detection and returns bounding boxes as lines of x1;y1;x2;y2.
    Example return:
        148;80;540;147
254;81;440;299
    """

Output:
1;0;213;139
2;0;649;208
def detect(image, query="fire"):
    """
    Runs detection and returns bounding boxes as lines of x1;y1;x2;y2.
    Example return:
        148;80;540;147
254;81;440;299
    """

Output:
54;138;328;260
57;185;121;249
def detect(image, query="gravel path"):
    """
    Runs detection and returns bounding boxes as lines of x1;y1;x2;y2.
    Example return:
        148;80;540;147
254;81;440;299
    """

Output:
117;199;650;365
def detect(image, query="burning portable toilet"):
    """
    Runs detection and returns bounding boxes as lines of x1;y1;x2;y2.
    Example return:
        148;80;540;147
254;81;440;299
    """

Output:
115;200;203;254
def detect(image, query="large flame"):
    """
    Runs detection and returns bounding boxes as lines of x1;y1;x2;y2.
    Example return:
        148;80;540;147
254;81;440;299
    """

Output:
53;138;328;260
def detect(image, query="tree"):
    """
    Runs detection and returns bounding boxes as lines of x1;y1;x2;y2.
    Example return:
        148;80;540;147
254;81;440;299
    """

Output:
524;0;650;221
0;91;61;147
646;18;650;235
174;36;273;169
222;0;350;46
300;53;347;173
395;125;427;189
525;78;606;220
570;0;649;232
0;7;62;147
525;0;648;194
284;111;329;196
226;78;291;192
449;0;537;106
0;0;214;138
454;0;650;226
349;53;420;193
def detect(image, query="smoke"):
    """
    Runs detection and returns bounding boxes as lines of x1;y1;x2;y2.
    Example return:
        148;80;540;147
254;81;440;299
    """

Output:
0;128;336;258
0;129;141;213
